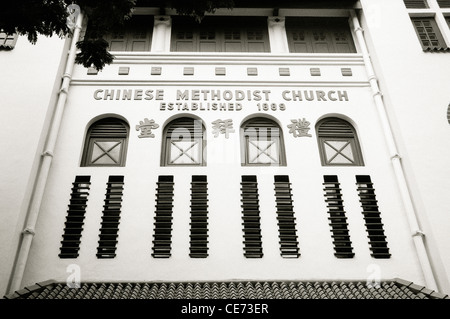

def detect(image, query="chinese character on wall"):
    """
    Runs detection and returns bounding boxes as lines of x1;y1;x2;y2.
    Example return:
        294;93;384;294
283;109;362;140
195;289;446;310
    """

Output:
212;119;235;139
136;118;159;138
287;118;312;137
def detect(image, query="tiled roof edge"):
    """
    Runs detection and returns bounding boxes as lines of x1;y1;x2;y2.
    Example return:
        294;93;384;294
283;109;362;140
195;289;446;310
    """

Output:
5;278;449;299
393;278;449;299
3;279;57;299
423;47;450;52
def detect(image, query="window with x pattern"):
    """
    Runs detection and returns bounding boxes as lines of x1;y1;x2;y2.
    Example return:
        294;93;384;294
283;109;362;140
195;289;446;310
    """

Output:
162;117;206;166
241;117;286;166
81;117;129;167
316;117;364;166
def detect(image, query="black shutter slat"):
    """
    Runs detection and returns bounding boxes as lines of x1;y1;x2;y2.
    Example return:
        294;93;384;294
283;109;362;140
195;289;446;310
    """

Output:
189;178;209;258
322;175;354;258
356;175;391;259
274;175;300;258
59;176;91;259
96;176;124;258
240;176;263;258
152;176;174;258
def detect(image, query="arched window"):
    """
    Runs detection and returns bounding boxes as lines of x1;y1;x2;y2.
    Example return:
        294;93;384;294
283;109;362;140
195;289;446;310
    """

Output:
241;117;286;166
81;117;129;167
316;117;364;166
161;117;206;166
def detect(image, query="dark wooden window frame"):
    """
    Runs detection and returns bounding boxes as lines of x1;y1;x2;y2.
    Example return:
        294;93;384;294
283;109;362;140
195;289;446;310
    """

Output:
103;15;153;52
316;117;364;167
403;0;429;9
285;17;357;54
241;117;286;166
0;32;18;50
161;117;206;166
410;17;448;50
171;16;270;53
81;117;129;167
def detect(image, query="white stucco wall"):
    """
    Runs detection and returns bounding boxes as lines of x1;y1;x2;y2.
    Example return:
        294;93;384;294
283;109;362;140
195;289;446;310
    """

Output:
0;35;67;295
360;0;450;294
4;1;449;297
20;52;424;289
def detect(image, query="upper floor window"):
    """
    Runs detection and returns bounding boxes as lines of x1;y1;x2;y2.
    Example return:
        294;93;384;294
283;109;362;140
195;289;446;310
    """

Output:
81;117;129;167
162;117;206;166
171;16;270;52
0;31;18;50
403;0;429;8
103;15;153;51
316;117;364;166
241;117;286;166
410;17;448;50
285;17;356;53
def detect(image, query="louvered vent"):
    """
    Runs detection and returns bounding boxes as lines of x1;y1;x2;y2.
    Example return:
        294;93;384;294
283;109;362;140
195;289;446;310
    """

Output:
317;117;364;166
59;176;91;259
274;176;300;258
403;0;429;8
189;175;209;258
152;176;174;258
437;0;450;8
96;176;124;258
356;176;391;259
323;176;354;258
166;117;203;137
90;118;128;137
240;175;263;258
82;117;129;167
317;118;354;137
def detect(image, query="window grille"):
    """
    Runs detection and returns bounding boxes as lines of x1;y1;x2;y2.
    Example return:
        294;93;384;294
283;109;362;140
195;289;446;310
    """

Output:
411;17;448;51
316;117;364;166
189;175;209;258
171;16;270;52
161;117;205;166
322;176;354;258
241;117;286;166
240;176;263;258
59;176;91;259
274;176;300;258
356;175;391;259
286;17;356;53
103;15;153;51
0;32;18;50
81;117;129;167
403;0;429;8
152;176;174;258
96;176;124;258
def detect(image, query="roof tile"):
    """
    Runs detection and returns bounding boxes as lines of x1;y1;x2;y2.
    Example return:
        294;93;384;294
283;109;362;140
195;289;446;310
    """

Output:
4;279;448;299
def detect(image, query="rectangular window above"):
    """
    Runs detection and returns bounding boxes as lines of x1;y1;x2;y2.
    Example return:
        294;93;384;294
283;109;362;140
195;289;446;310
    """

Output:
286;17;356;53
102;15;153;51
403;0;429;8
411;17;449;51
171;16;270;52
0;32;18;50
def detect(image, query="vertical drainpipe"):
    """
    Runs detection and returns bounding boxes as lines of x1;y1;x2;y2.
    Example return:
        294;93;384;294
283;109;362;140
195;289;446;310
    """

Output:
8;11;84;294
350;9;438;291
